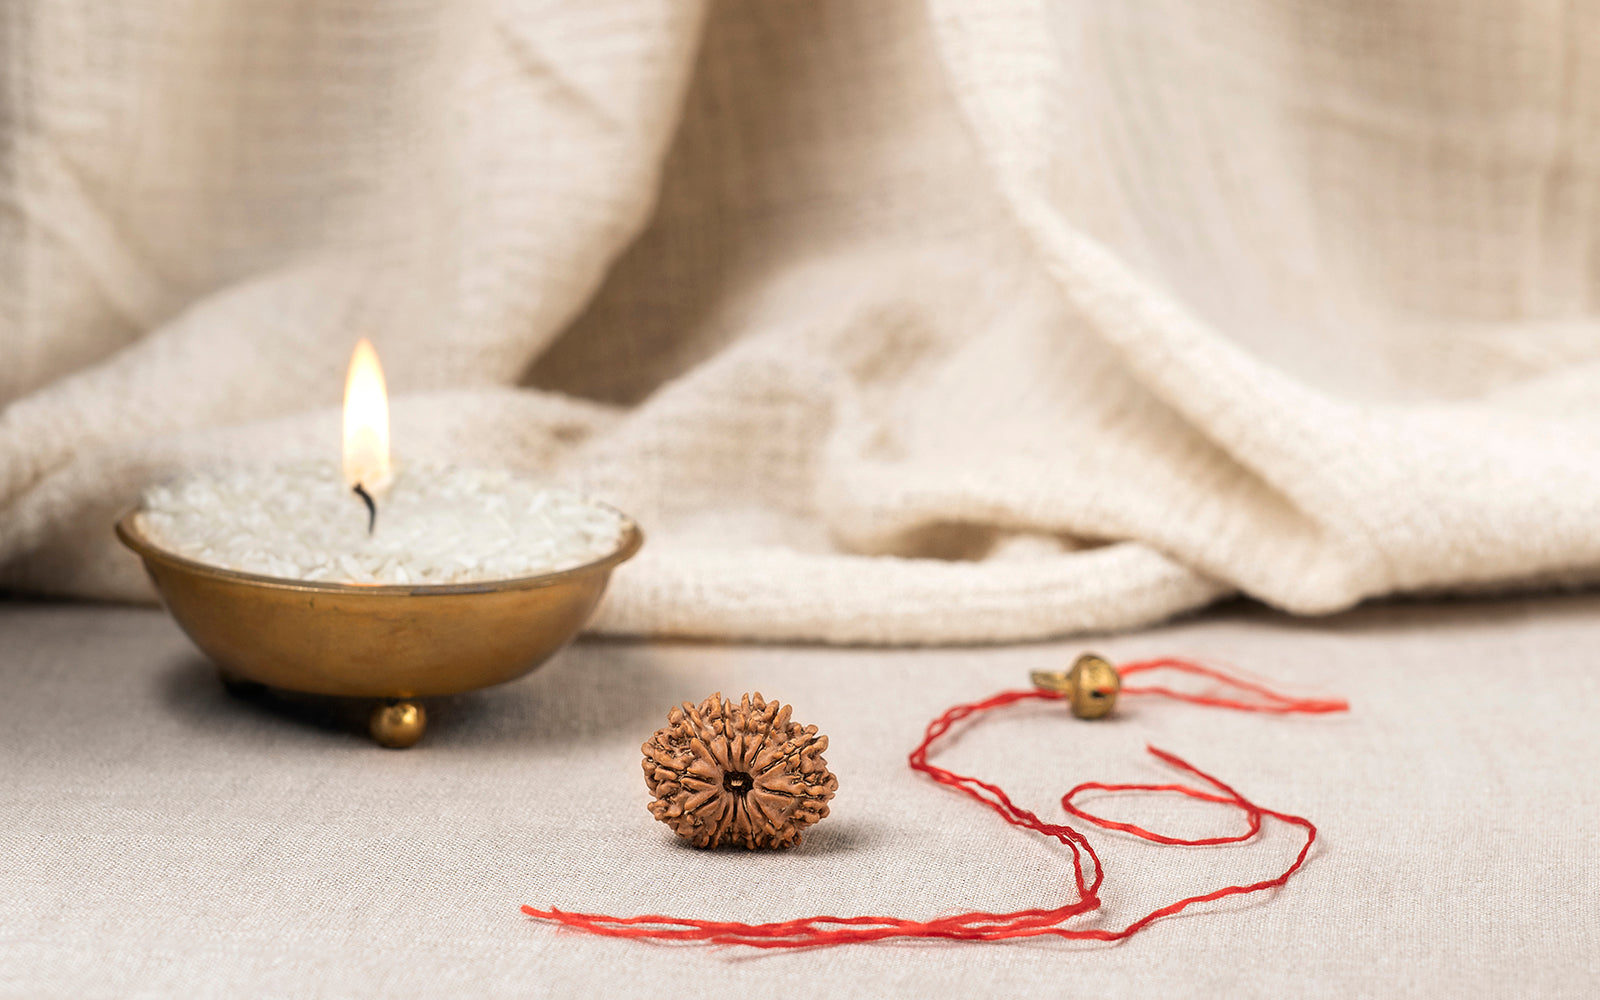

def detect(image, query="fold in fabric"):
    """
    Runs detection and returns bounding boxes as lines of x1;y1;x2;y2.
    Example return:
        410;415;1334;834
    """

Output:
4;1;1599;643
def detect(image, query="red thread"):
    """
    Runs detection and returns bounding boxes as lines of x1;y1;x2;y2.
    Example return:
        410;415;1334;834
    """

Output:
1118;656;1349;714
522;657;1346;948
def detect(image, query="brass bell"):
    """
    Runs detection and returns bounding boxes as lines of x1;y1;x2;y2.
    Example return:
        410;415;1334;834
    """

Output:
1030;653;1121;719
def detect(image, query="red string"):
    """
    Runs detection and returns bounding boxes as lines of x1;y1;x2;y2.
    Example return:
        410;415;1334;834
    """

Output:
1118;656;1349;715
522;657;1346;948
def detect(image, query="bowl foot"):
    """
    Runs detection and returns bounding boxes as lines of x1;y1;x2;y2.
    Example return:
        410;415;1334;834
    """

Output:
369;699;427;749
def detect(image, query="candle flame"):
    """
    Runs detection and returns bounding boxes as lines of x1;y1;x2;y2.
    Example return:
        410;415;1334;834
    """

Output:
342;338;391;493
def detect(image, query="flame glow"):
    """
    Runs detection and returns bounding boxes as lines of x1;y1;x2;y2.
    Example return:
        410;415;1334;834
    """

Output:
342;338;391;492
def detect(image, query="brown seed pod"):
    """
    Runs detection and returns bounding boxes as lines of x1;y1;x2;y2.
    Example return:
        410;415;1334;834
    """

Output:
642;692;838;849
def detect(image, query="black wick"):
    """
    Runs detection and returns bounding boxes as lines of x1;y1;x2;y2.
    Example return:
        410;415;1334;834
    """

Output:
352;483;377;535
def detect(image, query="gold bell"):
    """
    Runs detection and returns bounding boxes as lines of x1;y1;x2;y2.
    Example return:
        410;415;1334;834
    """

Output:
1030;653;1121;719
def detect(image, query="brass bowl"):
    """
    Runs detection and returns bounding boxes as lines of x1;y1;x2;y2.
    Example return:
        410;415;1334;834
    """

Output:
116;508;642;747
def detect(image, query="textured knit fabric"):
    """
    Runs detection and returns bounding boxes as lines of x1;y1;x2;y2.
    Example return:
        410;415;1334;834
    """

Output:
5;1;1600;642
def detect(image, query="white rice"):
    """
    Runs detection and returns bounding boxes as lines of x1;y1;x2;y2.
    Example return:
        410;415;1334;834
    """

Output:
137;463;628;585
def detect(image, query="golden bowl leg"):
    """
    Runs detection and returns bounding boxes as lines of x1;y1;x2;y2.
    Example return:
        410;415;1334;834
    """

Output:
369;699;427;749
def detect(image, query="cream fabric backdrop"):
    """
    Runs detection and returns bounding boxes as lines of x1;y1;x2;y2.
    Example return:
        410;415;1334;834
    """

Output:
4;1;1600;642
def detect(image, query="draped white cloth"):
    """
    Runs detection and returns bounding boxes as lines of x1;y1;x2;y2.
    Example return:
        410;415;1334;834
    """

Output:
5;0;1600;642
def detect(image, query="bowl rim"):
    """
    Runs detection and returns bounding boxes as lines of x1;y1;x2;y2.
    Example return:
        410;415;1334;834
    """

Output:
115;503;644;597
